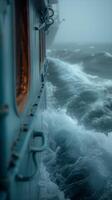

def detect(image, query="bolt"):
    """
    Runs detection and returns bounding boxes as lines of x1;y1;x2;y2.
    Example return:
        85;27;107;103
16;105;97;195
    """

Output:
30;113;34;117
33;103;38;107
21;124;28;132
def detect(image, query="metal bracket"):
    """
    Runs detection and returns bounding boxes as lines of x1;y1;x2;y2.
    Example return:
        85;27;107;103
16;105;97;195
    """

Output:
30;131;47;152
15;131;47;182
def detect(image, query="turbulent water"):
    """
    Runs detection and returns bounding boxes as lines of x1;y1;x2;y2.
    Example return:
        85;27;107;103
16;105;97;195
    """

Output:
40;44;112;200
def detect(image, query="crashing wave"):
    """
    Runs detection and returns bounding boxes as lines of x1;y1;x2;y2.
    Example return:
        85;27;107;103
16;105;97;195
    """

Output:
42;49;112;200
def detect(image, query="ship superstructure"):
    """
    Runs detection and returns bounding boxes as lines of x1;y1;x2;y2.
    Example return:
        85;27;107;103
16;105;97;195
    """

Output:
0;0;59;199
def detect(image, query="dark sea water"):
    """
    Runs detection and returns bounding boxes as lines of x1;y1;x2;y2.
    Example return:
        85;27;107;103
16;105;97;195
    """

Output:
40;43;112;200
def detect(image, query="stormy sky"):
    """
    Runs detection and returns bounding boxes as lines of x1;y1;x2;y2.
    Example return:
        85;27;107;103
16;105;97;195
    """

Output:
54;0;112;44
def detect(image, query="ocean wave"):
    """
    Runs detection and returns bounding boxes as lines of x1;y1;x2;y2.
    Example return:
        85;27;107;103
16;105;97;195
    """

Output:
43;109;112;200
48;57;112;133
48;49;112;62
42;54;112;200
104;51;112;58
48;49;112;79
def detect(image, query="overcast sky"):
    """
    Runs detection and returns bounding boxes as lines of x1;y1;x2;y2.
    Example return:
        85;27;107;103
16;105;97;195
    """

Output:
54;0;112;44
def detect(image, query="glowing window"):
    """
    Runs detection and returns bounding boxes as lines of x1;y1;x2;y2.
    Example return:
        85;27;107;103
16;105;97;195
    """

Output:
15;0;30;112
